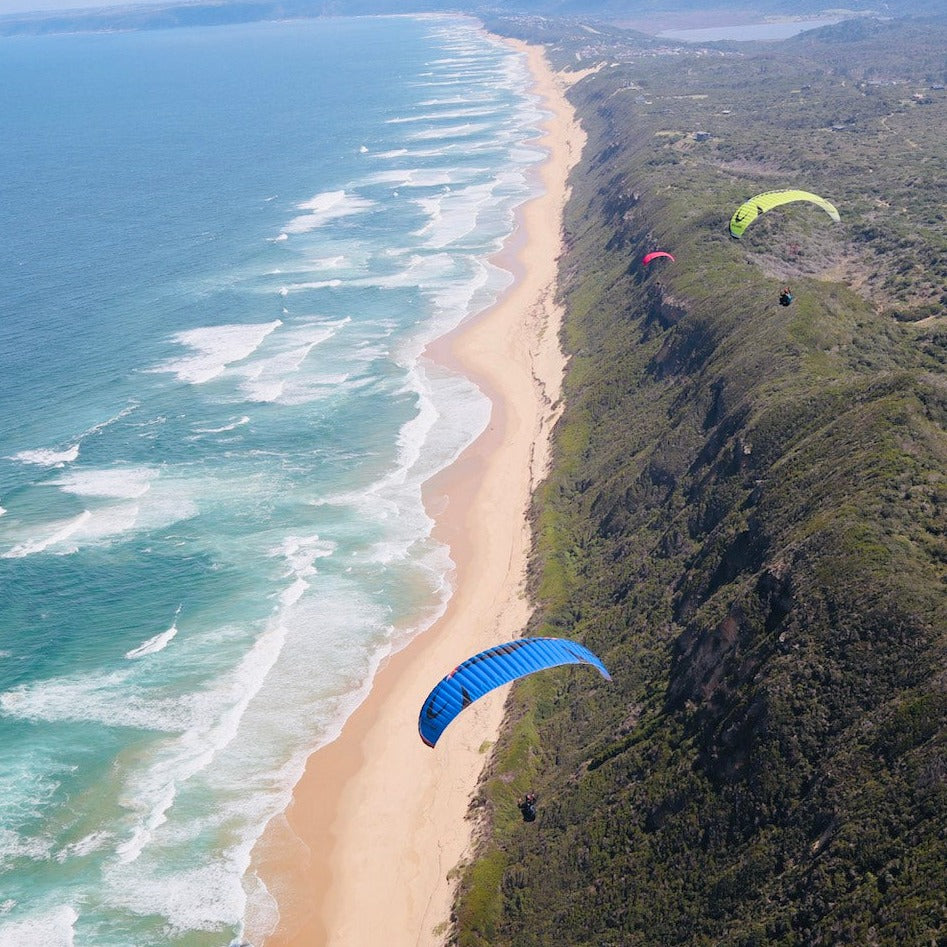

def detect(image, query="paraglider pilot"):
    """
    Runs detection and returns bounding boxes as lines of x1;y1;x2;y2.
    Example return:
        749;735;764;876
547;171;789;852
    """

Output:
779;287;794;307
518;792;537;823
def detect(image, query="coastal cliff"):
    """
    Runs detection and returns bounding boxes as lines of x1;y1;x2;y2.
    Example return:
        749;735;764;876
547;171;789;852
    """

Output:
453;16;947;946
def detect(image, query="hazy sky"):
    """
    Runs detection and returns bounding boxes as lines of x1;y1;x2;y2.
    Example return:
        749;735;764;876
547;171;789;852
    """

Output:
0;0;159;14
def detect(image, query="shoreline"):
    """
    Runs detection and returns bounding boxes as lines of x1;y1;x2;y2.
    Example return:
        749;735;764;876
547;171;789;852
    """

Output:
249;37;585;947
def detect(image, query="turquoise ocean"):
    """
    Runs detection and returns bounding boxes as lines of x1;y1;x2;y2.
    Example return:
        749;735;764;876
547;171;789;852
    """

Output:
0;16;544;945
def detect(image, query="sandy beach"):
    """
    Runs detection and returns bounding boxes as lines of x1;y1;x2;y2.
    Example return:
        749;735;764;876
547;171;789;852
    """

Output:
250;37;585;947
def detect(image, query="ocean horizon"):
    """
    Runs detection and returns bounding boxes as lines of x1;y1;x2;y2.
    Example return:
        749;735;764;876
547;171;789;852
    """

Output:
0;16;545;945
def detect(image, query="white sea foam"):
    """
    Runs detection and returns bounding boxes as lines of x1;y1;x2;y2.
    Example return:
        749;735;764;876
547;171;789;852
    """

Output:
0;757;68;878
278;577;309;609
3;512;93;559
137;592;400;931
418;95;472;106
391;368;438;489
270;534;336;579
114;781;177;864
276;279;342;294
428;66;497;81
264;248;366;285
104;849;251;936
307;254;348;268
6;406;138;470
99;596;376;935
0;670;195;732
126;608;181;659
413;178;502;249
54;831;112;863
0;826;56;869
9;445;80;467
408;121;489;141
262;371;353;407
51;467;154;500
237;348;304;403
410;75;478;89
360;168;459;189
0;799;58;877
386;107;496;124
99;545;418;933
425;257;499;334
234;319;349;404
153;321;282;385
193;416;251;434
113;614;293;865
1;472;199;558
82;403;139;439
320;347;489;540
279;189;374;237
0;904;77;947
360;252;457;292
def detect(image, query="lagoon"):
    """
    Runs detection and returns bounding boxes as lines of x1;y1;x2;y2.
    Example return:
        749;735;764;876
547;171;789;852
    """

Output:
658;17;847;43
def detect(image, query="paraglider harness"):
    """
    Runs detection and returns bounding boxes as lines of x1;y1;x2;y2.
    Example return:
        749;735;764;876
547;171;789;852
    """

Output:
779;287;794;307
518;792;537;823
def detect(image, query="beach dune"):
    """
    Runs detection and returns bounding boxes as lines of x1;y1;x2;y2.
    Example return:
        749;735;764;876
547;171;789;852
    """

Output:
250;39;585;947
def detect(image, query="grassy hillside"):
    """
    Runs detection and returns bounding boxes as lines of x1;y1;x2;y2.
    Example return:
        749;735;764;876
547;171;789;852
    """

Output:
452;16;947;947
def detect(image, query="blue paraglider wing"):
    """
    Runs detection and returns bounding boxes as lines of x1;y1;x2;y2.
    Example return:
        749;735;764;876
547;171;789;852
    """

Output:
418;637;611;747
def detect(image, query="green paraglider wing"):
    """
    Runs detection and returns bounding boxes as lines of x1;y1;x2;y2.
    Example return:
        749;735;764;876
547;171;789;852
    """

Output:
729;189;840;238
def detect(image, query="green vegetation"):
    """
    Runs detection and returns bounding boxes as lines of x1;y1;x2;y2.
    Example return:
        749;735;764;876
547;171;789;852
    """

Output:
453;15;947;947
